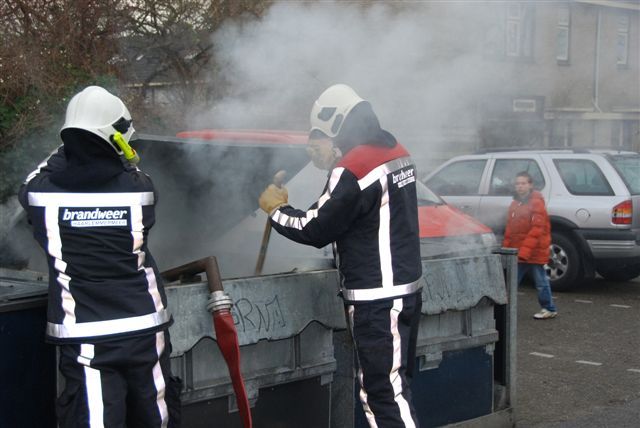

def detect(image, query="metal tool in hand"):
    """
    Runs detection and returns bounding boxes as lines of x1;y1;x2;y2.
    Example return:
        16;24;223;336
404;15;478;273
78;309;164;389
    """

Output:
254;170;286;275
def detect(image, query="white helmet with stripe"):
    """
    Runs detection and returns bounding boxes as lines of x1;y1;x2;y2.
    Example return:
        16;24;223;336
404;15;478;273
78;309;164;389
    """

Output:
61;86;135;154
309;84;365;138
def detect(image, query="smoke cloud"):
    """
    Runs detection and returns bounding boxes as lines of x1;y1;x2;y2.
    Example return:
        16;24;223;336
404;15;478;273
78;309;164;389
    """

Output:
4;2;511;273
190;1;499;160
169;2;506;274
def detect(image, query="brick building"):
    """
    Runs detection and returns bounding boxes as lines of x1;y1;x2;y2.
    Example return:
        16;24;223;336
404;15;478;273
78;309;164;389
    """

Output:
477;0;639;151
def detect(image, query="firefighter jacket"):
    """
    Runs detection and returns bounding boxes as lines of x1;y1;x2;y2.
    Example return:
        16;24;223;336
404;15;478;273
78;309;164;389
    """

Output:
18;146;171;344
269;143;423;302
503;190;552;265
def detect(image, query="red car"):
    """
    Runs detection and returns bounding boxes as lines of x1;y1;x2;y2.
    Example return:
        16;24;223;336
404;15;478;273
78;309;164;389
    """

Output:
133;130;496;273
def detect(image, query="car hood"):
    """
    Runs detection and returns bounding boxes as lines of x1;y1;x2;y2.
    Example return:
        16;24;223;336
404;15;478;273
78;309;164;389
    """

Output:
418;205;492;238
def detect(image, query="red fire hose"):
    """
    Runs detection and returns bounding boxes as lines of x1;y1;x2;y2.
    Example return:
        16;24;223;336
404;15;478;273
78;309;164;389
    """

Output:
162;257;252;428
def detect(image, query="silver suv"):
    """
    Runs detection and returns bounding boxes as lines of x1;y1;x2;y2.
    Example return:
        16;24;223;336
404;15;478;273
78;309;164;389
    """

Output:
422;149;640;290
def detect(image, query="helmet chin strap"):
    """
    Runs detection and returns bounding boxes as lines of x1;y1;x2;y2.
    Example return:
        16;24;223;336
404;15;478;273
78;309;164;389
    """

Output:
110;132;140;164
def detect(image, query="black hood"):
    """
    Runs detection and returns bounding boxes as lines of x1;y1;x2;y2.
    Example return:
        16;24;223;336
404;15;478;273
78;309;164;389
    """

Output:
333;102;397;154
50;129;125;190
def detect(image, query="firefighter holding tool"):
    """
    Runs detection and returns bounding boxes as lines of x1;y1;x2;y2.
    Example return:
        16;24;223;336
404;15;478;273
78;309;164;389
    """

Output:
19;86;181;427
259;84;423;427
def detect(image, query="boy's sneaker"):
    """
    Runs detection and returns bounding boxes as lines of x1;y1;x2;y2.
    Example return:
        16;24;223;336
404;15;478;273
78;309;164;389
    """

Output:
533;309;557;320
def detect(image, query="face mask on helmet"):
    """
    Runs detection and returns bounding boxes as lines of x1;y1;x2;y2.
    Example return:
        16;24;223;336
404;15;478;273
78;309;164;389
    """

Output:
61;86;135;155
309;84;365;138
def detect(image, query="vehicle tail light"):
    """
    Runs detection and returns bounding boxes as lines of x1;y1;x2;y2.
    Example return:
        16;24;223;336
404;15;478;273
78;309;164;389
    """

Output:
611;200;632;225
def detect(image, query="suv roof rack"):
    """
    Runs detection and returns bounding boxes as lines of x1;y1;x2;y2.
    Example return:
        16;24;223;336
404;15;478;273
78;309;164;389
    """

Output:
474;146;636;155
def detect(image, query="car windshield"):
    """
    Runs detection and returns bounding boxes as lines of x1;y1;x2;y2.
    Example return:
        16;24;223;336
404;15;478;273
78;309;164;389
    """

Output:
416;181;445;206
609;154;640;195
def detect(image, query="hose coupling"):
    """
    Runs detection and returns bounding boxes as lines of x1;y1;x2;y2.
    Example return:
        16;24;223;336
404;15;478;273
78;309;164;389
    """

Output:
207;290;233;313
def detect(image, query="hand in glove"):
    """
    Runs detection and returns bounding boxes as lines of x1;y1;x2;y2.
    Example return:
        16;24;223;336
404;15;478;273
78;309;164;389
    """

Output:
259;184;289;214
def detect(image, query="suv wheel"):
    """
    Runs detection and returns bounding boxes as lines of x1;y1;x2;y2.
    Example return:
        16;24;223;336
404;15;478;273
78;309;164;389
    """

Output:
596;265;640;282
545;232;582;291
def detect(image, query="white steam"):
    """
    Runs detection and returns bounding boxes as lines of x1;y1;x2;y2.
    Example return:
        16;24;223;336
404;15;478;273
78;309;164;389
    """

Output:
191;1;499;160
4;2;513;272
177;2;510;257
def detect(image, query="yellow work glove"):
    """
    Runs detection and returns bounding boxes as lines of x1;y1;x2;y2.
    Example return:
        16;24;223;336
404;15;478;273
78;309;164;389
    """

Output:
259;184;289;214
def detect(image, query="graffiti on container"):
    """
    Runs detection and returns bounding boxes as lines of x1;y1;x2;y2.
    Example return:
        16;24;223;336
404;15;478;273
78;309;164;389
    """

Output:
423;262;481;302
232;295;286;333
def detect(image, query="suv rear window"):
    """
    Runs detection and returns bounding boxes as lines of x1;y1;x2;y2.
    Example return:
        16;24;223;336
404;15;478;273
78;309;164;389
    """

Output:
554;159;614;196
489;159;545;195
426;159;486;196
609;154;640;195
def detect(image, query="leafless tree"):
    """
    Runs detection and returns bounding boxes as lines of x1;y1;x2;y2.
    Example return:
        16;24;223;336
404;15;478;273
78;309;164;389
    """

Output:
0;0;270;199
1;0;124;146
1;0;270;145
120;0;269;128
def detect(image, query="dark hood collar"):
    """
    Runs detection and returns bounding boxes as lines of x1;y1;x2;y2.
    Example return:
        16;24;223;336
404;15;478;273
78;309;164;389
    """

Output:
333;102;397;154
50;129;125;190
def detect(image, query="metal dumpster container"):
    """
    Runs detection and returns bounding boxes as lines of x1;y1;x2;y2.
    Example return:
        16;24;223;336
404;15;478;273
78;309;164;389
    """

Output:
349;251;516;428
0;252;516;428
164;269;345;428
0;269;56;428
413;251;515;427
166;250;516;428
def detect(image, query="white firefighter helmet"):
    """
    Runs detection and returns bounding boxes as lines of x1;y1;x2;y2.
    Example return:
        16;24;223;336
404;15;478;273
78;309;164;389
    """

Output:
309;84;365;138
61;86;135;154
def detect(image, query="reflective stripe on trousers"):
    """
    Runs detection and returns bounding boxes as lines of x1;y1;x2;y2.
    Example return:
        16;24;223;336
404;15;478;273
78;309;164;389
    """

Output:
348;291;422;428
56;330;181;428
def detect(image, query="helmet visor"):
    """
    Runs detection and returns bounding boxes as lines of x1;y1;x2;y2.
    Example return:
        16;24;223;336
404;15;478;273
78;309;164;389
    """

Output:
112;117;133;134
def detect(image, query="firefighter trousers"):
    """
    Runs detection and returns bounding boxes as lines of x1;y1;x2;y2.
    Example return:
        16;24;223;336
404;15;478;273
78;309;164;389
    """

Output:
56;329;181;428
347;291;422;428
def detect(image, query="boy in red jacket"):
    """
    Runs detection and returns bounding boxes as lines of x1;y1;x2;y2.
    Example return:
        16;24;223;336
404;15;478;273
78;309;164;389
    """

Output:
503;171;558;319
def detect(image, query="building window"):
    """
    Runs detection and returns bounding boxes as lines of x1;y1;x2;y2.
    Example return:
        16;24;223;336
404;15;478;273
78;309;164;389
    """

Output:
506;3;535;60
556;5;570;64
617;15;629;67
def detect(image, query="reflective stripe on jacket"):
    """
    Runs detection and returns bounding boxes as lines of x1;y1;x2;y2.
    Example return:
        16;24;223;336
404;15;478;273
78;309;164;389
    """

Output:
269;143;423;302
18;146;171;343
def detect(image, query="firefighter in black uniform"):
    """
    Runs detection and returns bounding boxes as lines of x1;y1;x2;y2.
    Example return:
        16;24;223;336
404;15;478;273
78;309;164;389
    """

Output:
19;86;180;427
259;84;423;428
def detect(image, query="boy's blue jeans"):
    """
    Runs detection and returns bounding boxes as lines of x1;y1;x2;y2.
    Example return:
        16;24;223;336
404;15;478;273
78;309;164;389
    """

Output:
517;263;557;312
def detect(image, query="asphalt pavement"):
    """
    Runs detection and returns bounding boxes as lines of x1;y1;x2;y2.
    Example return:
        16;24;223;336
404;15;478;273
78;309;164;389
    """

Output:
515;275;640;427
